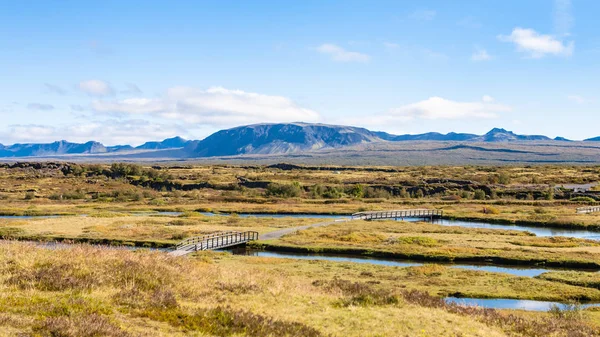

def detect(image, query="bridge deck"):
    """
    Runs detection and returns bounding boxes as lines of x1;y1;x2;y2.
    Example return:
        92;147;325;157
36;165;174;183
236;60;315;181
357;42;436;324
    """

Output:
169;231;258;256
352;209;443;220
576;206;600;214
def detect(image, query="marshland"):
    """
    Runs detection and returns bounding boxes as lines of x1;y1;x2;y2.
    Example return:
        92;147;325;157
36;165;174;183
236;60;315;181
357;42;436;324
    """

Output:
3;162;600;336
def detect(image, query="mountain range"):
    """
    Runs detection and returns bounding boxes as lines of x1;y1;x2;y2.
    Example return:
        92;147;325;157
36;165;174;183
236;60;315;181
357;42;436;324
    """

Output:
0;123;599;159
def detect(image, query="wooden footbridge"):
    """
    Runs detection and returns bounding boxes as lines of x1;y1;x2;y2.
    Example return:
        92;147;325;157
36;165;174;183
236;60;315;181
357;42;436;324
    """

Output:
169;231;258;256
169;209;443;257
352;209;443;221
576;206;600;214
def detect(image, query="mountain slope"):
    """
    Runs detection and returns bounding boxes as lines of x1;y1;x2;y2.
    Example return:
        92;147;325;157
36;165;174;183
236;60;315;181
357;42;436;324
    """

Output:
375;131;479;141
185;123;382;157
0;123;594;159
479;128;551;142
375;128;552;142
136;137;190;150
0;141;108;157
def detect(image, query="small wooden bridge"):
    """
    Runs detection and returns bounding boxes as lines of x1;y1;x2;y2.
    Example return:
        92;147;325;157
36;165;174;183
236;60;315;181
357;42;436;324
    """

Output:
576;206;600;214
169;231;258;256
352;209;443;221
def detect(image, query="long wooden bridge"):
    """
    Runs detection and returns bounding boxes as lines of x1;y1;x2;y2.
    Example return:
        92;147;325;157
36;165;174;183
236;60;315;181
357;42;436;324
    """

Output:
576;206;600;214
351;209;443;221
169;231;258;256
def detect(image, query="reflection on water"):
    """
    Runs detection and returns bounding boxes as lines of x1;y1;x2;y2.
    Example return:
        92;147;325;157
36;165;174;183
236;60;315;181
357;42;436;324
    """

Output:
4;211;600;241
430;218;600;240
225;248;572;278
446;297;599;311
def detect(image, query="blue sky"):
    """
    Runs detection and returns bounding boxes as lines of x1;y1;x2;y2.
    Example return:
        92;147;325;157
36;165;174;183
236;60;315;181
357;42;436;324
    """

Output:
1;0;599;145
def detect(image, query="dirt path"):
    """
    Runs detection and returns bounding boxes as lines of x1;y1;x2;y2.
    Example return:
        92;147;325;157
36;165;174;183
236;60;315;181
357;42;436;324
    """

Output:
259;219;352;240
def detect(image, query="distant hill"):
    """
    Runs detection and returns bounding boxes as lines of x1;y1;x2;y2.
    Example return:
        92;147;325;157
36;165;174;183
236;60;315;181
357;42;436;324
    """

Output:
377;128;551;142
184;123;381;157
136;137;190;150
0;137;191;158
0;140;107;157
0;123;597;161
107;145;134;152
479;128;551;142
585;136;600;141
375;131;478;142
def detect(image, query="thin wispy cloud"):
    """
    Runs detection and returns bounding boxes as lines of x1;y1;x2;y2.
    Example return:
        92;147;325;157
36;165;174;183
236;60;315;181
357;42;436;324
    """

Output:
121;83;143;95
88;40;113;56
79;80;115;97
567;95;591;104
44;83;67;95
27;103;54;111
554;0;573;36
457;16;482;29
383;41;400;50
410;9;436;21
2;120;190;146
316;44;370;62
422;48;447;61
471;48;492;61
498;28;574;58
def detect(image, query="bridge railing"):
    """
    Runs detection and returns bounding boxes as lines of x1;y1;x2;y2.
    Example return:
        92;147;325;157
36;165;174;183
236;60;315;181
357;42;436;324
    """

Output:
351;209;443;220
196;231;259;251
176;231;240;250
576;206;600;214
175;231;259;251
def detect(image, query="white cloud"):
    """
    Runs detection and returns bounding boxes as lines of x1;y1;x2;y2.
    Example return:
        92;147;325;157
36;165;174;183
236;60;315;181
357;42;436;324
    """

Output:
471;48;492;61
70;105;86;112
410;9;436;21
316;44;370;63
554;0;573;36
79;80;115;96
498;28;574;58
2;120;193;146
387;96;510;120
481;95;495;103
27;103;54;111
92;86;320;127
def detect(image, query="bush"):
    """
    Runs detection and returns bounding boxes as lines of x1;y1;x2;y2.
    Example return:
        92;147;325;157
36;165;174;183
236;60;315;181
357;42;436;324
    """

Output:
570;197;596;203
498;173;511;184
49;190;86;200
266;182;302;198
363;187;391;199
473;189;486;200
348;184;364;198
482;206;500;214
322;186;343;199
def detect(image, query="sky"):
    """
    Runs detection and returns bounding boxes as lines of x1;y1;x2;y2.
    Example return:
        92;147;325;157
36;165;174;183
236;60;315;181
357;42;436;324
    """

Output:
1;0;599;145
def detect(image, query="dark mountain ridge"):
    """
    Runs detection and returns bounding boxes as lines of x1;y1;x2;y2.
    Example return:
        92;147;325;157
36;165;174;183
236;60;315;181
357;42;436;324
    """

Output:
185;123;380;157
0;122;592;158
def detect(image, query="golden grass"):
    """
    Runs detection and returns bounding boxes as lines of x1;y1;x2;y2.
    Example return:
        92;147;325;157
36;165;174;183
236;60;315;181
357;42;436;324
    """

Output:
265;220;600;268
1;241;599;336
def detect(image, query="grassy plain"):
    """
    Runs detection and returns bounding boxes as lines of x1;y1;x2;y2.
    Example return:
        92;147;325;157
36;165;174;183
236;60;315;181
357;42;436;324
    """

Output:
1;241;600;337
1;163;600;335
256;220;600;269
